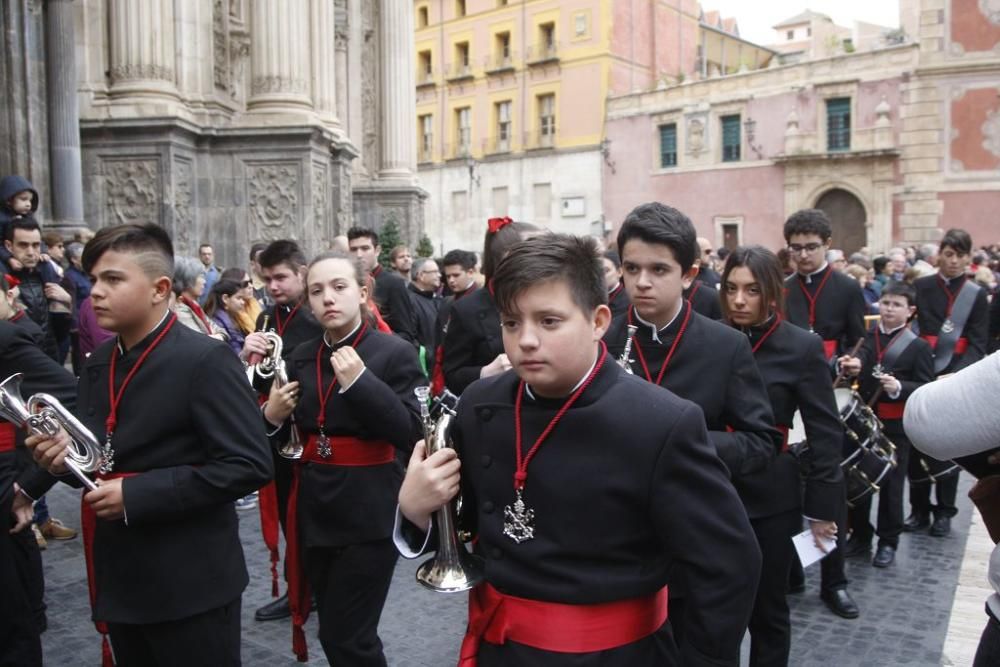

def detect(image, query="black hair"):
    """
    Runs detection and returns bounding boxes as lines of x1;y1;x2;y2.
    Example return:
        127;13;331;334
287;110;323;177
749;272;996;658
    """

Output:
492;234;606;317
442;249;477;271
220;267;248;283
347;226;379;247
5;215;41;242
257;239;307;271
249;242;268;262
81;222;174;278
616;202;697;272
873;256;889;274
939;228;972;256
603;249;621;269
720;245;786;322
882;279;917;306
783;209;833;243
204;279;242;318
482;221;540;281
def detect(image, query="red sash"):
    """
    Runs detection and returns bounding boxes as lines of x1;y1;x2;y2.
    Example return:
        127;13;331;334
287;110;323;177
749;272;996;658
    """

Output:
286;434;396;662
257;480;281;597
81;471;140;667
822;340;837;360
920;334;968;356
458;582;669;665
776;424;790;453
877;402;905;420
0;421;16;452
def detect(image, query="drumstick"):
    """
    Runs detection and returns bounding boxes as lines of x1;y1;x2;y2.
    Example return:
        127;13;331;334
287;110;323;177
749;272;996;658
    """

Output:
832;338;865;389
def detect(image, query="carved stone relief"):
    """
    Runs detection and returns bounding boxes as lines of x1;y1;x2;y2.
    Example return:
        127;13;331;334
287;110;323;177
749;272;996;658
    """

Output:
213;0;228;91
983;109;1000;158
229;32;251;103
247;163;300;241
313;164;328;236
110;64;174;83
686;113;708;155
252;76;308;96
361;0;379;174
104;159;160;226
980;0;1000;24
173;159;194;252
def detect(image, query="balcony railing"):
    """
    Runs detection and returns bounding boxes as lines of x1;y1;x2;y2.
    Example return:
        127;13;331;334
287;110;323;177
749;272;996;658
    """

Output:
485;52;516;74
524;129;556;150
446;62;474;82
416;69;436;87
526;43;559;65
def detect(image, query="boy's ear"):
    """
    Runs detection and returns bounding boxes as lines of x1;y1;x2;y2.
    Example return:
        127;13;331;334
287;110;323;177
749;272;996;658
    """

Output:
152;276;172;304
681;265;700;290
593;304;612;339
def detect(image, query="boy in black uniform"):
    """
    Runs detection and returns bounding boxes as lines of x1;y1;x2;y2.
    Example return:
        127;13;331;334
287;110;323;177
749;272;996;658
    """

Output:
430;249;478;394
398;234;760;666
781;208;864;619
27;223;273;666
601;249;630;319
347;226;419;346
909;228;988;536
838;281;934;567
240;239;323;622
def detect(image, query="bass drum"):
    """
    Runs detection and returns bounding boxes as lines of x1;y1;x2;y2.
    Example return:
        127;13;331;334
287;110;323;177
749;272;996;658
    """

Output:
842;437;897;508
834;388;881;450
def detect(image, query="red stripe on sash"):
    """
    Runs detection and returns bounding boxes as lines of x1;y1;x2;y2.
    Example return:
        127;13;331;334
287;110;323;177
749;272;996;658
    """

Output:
920;335;968;355
0;422;16;452
877;402;905;420
822;340;837;360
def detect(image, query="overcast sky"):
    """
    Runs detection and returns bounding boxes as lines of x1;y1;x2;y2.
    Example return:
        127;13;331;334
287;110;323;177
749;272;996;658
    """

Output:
707;1;901;45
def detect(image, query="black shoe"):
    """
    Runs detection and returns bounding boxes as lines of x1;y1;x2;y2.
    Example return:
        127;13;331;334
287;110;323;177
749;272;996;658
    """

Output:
844;536;872;558
254;593;290;622
930;516;951;537
821;589;860;619
902;512;930;532
872;545;896;568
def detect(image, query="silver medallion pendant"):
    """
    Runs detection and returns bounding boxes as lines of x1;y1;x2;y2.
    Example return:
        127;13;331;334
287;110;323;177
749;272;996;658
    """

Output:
872;364;884;378
941;319;955;334
503;488;535;544
317;434;332;459
100;436;115;474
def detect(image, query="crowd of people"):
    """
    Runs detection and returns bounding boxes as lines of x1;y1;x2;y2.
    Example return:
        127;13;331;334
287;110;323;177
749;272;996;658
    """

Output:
1;165;999;667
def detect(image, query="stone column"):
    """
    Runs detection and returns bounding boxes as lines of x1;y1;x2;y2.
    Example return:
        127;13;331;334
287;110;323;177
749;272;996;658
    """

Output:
45;0;84;229
107;0;178;99
378;0;416;181
311;0;339;127
247;0;313;112
334;0;350;131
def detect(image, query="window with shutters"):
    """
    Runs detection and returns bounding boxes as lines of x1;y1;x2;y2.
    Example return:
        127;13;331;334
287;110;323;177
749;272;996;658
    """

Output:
658;123;677;168
418;114;433;162
538;94;555;147
826;98;851;152
496;101;512;152
455;107;471;156
721;114;741;162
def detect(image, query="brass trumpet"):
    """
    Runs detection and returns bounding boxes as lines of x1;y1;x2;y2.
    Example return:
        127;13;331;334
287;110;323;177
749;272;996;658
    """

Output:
413;387;484;593
0;373;100;491
250;332;304;460
619;324;638;374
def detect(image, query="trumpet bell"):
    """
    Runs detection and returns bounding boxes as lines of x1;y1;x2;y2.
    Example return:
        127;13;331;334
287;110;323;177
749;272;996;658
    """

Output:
416;543;485;593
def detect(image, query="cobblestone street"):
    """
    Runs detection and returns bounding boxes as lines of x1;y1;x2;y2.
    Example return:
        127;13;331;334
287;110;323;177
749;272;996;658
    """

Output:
37;476;978;666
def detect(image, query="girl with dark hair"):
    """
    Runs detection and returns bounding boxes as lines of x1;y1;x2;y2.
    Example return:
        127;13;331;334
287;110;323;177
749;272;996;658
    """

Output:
220;266;262;335
204;279;247;356
720;245;847;666
441;217;540;394
262;251;424;665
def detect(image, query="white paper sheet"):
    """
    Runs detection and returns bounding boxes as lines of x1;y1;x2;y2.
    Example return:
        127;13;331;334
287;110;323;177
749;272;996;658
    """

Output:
792;528;837;568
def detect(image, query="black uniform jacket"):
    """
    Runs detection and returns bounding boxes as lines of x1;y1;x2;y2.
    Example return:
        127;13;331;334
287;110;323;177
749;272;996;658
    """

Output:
854;326;935;437
604;302;781;478
442;287;503;395
914;273;989;374
447;358;761;666
989;293;1000;353
434;283;478;351
735;318;844;520
607;282;630;320
784;265;866;357
76;316;274;623
284;327;424;547
372;266;419;346
684;281;722;320
0;322;73;507
408;282;441;357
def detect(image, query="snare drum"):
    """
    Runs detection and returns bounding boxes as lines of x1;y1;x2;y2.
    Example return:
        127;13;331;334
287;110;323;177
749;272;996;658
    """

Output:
834;388;881;450
842;436;897;507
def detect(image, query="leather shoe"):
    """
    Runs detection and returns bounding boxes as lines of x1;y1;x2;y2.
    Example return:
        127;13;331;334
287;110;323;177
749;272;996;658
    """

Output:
930;516;951;537
254;593;290;622
821;589;860;619
902;512;930;532
844;536;871;558
38;518;78;540
872;545;896;568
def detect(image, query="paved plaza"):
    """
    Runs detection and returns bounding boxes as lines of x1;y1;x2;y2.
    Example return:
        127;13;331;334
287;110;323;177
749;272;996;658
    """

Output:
37;475;983;666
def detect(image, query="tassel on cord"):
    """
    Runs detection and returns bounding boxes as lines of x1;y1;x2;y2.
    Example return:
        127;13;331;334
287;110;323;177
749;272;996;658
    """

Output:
101;634;114;667
293;624;308;662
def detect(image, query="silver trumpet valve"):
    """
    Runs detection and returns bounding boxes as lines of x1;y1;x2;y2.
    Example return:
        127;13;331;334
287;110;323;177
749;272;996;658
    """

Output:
0;373;100;491
619;324;638;374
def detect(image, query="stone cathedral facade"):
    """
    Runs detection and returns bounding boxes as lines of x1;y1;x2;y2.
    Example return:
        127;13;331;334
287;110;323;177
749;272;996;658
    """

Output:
0;0;424;267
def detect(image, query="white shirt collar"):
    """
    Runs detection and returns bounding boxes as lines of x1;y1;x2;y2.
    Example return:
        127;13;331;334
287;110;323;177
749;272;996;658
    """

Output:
800;262;829;284
524;350;600;401
117;309;170;354
878;321;907;335
634;298;684;344
323;319;362;348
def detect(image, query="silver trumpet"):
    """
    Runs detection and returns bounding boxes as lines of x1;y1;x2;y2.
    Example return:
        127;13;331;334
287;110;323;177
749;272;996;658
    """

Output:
0;373;100;491
619;324;638;374
413;387;484;593
251;332;304;460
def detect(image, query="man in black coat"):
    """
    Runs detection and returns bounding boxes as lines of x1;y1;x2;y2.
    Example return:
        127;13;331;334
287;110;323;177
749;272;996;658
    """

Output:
407;256;442;368
27;223;273;666
398;235;760;666
348;226;419;346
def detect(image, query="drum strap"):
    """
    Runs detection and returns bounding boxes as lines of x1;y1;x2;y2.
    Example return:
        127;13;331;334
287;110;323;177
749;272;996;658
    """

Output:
932;280;979;374
879;327;917;373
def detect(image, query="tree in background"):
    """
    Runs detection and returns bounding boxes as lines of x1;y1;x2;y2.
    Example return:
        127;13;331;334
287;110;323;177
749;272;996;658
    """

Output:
377;216;403;269
416;234;435;259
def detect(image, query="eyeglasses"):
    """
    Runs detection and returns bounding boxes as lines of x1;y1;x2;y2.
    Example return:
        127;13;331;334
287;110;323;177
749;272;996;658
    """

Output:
788;243;824;254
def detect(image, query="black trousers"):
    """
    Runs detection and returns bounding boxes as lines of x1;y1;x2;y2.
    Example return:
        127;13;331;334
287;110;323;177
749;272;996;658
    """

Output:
305;538;398;667
0;502;42;667
908;451;959;519
747;509;801;667
974;608;1000;667
106;597;241;667
849;435;910;548
273;453;293;534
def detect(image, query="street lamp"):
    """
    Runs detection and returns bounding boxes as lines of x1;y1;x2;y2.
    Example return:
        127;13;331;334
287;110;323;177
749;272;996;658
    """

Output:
743;116;764;159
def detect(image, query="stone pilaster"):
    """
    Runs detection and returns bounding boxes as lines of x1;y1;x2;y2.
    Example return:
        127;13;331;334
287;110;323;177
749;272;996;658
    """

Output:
45;0;84;230
247;0;313;113
107;0;178;99
378;0;416;181
310;0;339;127
334;0;350;131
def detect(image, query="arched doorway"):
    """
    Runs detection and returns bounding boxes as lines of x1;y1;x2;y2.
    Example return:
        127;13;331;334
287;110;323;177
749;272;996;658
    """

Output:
815;188;867;255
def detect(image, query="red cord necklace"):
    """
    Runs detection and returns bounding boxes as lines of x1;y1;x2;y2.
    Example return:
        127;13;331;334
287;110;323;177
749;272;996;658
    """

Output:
628;302;692;386
312;322;368;458
797;268;833;333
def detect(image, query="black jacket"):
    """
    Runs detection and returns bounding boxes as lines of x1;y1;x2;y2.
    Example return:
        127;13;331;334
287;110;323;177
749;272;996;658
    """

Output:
784;265;866;357
251;302;323;395
407;282;441;358
607;282;630;320
604;302;781;478
734;318;844;520
0;176;38;267
283;326;423;546
442;287;503;395
441;356;761;666
684;281;722;320
75;316;273;623
914;273;989;374
7;262;61;361
372;266;419;346
854;326;935;436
